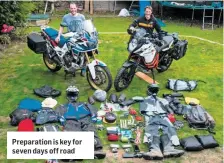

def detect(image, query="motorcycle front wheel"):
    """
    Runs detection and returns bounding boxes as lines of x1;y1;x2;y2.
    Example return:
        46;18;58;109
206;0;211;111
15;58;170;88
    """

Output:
114;65;136;92
43;53;61;72
86;65;112;92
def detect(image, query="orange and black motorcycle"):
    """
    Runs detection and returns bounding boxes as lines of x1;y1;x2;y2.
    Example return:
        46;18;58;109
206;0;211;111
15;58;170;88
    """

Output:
114;28;188;92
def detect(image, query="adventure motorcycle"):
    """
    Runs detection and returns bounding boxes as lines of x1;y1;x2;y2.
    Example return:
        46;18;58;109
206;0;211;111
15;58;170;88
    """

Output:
27;20;112;92
114;28;188;92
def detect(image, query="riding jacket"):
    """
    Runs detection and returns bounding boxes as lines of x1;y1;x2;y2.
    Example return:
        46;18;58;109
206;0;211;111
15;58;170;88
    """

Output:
129;15;162;37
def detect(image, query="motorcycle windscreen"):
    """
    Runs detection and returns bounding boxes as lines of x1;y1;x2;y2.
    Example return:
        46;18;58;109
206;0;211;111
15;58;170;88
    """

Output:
128;39;137;52
134;28;147;40
83;20;96;35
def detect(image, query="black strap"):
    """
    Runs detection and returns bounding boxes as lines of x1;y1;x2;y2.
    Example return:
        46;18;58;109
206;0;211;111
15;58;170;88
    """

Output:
186;81;192;91
173;79;179;92
174;79;192;91
196;80;206;84
207;122;216;134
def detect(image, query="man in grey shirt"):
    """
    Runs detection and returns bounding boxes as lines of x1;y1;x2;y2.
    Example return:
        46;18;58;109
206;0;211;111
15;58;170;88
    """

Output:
55;2;85;42
55;2;86;76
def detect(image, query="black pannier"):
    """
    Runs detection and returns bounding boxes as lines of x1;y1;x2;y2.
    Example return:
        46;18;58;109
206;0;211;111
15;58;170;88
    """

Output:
27;33;46;54
173;40;188;60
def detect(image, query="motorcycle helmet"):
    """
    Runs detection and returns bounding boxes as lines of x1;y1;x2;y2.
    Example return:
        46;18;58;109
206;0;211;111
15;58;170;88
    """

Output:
147;84;159;95
66;86;79;102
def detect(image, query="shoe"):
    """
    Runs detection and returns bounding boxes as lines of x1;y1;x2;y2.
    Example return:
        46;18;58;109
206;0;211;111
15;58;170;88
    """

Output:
142;136;163;160
161;134;184;158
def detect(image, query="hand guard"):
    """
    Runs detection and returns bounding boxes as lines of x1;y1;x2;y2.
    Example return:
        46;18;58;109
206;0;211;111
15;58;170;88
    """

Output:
127;26;135;35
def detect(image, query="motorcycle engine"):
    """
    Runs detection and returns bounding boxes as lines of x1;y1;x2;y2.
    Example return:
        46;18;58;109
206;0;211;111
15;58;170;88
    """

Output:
63;52;85;73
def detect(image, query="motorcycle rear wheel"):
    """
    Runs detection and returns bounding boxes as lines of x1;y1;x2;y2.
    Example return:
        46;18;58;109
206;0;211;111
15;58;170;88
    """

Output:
114;66;136;92
157;53;173;73
86;65;112;92
43;53;61;72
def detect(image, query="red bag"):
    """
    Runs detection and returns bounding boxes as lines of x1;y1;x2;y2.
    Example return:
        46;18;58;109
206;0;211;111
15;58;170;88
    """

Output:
168;114;176;123
135;116;143;121
129;108;137;115
108;134;119;141
18;119;34;131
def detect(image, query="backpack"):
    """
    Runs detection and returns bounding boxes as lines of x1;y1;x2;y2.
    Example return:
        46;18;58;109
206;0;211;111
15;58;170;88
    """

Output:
9;109;36;126
184;104;215;133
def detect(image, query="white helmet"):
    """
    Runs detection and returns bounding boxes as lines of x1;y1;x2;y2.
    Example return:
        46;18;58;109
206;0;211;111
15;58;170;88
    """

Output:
66;86;79;102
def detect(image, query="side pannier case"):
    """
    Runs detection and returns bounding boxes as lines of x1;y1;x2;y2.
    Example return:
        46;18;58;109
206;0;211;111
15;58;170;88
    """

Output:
173;40;188;60
27;32;46;54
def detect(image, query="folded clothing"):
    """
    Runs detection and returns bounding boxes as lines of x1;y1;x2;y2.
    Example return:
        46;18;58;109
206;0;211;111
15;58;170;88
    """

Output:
18;98;42;112
36;109;59;125
9;109;36;126
34;85;61;98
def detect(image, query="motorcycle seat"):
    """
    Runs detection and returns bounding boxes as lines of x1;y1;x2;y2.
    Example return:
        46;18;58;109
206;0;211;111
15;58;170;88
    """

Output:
44;28;69;48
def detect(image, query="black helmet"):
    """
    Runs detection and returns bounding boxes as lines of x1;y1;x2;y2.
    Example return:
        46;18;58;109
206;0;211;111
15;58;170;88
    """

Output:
147;84;159;95
66;86;79;102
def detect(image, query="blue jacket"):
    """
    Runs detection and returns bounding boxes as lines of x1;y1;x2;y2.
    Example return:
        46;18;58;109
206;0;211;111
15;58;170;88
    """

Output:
56;102;97;120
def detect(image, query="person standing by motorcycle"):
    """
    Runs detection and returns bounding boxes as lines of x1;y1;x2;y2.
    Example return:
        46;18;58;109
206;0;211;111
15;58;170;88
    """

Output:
128;6;163;40
55;2;86;76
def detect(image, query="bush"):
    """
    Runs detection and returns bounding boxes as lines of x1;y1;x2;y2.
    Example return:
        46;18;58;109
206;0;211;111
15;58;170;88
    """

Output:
10;27;29;41
0;1;37;27
32;1;45;14
0;35;11;44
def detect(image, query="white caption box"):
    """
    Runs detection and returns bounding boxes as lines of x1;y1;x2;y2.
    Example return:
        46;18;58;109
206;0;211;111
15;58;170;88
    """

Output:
7;132;94;159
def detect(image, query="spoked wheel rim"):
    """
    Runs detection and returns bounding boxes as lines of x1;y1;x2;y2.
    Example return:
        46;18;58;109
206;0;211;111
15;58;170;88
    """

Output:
160;54;172;67
117;67;135;89
44;55;57;69
87;66;112;91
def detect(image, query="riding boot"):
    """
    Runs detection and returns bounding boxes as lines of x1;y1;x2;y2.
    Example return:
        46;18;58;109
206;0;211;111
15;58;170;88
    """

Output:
142;136;163;160
161;134;184;158
80;67;86;77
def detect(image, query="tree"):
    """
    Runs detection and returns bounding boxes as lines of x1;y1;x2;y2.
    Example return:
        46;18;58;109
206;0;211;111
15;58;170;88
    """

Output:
0;1;36;27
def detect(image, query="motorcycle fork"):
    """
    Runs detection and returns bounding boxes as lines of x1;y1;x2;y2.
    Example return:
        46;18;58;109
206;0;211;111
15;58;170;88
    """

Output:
84;51;96;64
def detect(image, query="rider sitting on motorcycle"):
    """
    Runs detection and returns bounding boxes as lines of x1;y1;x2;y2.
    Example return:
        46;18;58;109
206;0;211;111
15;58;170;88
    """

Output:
128;6;163;40
55;2;86;76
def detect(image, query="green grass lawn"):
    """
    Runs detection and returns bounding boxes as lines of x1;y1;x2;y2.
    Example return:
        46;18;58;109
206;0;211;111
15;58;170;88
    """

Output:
0;17;223;162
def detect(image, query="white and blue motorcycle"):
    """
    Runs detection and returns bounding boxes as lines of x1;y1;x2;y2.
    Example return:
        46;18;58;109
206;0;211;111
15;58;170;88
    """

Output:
28;20;112;92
